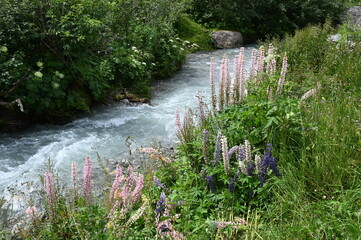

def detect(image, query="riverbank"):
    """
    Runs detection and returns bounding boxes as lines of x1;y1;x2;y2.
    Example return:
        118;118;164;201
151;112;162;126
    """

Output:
2;22;359;239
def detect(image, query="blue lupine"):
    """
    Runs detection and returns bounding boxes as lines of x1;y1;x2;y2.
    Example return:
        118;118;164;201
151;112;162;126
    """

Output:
247;163;255;176
206;175;216;193
213;132;222;165
156;192;166;218
228;145;238;159
154;176;165;189
229;177;236;193
260;144;280;184
269;155;280;176
237;146;245;162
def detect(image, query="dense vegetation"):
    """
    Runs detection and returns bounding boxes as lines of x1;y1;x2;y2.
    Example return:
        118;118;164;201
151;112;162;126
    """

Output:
0;0;193;127
2;22;360;239
188;0;345;41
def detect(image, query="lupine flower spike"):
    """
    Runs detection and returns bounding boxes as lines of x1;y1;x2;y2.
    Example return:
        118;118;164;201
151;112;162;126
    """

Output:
83;156;92;204
276;56;288;95
197;91;205;123
221;136;230;174
202;129;209;163
210;58;217;111
45;171;56;207
213;131;222;165
109;165;123;201
244;140;252;165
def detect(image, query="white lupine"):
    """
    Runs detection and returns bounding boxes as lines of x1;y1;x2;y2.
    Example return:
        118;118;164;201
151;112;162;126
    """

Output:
221;136;230;174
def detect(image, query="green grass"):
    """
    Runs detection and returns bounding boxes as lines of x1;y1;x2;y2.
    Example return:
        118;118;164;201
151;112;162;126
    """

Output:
174;14;214;51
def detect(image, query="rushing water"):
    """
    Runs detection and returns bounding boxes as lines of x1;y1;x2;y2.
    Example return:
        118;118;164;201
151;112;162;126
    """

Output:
0;46;256;199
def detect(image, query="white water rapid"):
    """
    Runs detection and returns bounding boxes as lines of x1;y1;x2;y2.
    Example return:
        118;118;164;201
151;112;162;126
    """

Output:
0;46;256;203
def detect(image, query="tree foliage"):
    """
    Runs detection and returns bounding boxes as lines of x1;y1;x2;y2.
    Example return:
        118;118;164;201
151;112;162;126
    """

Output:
0;0;186;122
188;0;344;40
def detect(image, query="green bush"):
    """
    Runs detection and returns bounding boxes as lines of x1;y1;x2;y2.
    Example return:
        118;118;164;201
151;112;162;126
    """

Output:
188;0;344;40
0;0;186;122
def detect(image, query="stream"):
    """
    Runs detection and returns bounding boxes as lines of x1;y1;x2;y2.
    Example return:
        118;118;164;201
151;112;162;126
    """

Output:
0;46;256;204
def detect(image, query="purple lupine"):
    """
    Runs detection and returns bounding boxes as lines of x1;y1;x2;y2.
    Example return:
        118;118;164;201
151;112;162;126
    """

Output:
260;144;280;184
202;129;209;162
247;163;255;176
154;176;166;189
213;131;222;165
229;177;236;193
45;171;56;207
206;175;216;193
156;192;166;218
228;145;238;159
237;145;245;162
268;147;280;177
83;156;92;204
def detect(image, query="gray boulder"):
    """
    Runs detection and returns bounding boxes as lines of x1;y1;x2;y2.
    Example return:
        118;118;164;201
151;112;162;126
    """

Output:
211;30;243;49
342;6;361;30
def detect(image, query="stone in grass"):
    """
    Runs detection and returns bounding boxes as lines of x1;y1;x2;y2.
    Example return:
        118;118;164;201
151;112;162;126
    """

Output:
211;30;243;49
342;6;361;31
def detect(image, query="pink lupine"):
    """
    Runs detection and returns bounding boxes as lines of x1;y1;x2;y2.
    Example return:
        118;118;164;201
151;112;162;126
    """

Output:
276;56;288;95
131;174;144;204
140;147;160;154
71;161;77;183
83;156;92;204
215;220;246;229
175;109;181;135
239;50;246;101
224;58;232;106
233;56;240;102
45;171;56;207
249;49;257;78
219;58;225;111
266;44;277;75
119;165;135;207
109;165;123;201
210;58;217;111
25;206;37;218
196;91;205;123
300;83;321;101
256;47;265;75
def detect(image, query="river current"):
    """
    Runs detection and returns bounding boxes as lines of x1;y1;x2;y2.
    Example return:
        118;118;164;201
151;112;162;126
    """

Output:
0;46;256;200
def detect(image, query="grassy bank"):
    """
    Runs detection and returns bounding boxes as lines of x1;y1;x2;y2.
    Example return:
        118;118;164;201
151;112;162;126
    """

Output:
1;23;360;239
